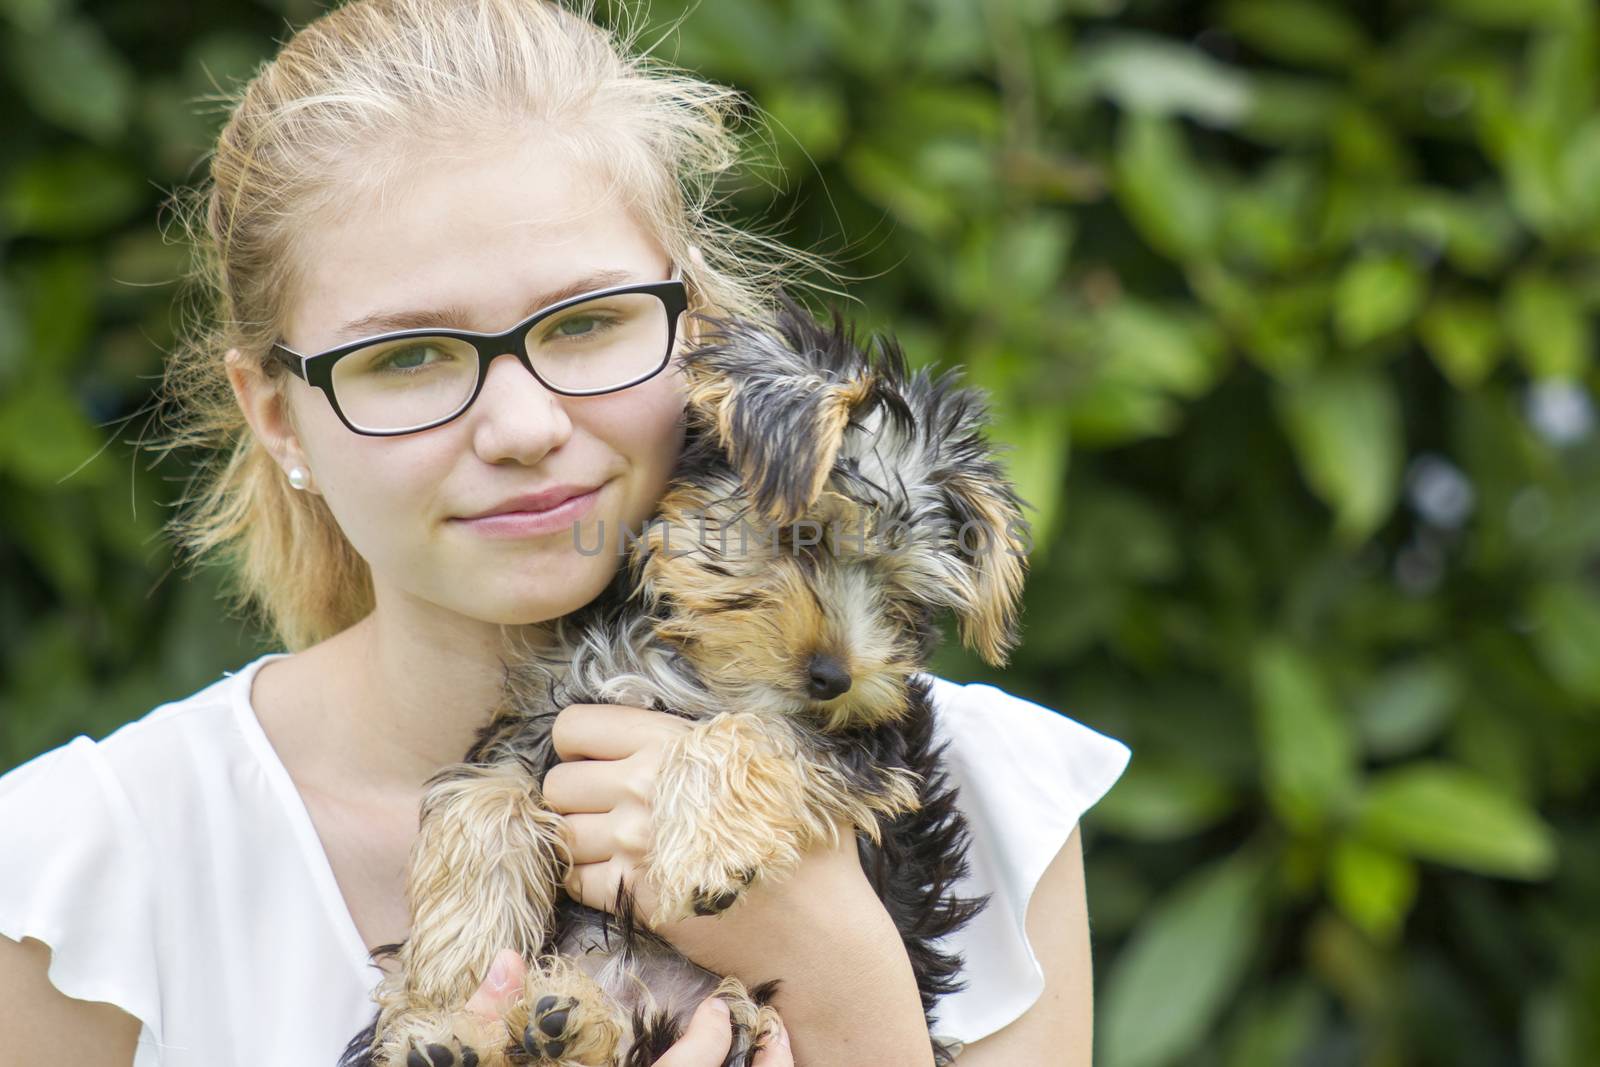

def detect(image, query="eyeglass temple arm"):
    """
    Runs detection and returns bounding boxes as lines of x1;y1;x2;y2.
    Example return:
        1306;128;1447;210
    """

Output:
266;344;309;380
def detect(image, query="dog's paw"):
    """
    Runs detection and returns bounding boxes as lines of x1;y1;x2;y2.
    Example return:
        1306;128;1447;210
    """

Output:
689;866;759;916
375;1008;510;1067
401;1038;483;1067
507;961;624;1065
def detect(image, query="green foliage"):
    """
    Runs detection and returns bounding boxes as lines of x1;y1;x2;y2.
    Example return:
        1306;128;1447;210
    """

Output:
2;0;1597;1063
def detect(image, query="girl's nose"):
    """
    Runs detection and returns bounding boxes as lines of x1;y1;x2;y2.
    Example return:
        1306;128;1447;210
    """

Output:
467;351;574;464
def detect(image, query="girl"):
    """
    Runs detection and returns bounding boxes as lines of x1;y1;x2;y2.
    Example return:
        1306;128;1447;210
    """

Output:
0;1;1131;1064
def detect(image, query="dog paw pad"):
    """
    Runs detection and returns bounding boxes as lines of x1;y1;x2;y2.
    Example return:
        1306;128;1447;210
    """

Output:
405;1042;479;1067
522;994;581;1061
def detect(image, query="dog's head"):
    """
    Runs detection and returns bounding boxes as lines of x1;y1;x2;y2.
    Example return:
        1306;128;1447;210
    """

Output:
635;297;1031;728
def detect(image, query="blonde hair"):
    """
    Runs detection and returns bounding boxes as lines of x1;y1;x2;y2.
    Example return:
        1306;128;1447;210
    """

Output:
157;0;839;651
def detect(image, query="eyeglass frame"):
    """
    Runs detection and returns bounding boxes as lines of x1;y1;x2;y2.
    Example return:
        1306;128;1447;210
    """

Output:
266;263;690;437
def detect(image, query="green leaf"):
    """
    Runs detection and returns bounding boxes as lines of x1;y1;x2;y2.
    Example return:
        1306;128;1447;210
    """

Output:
1077;32;1255;125
1250;641;1360;834
842;144;959;236
991;213;1074;303
1064;376;1184;446
18;248;97;371
1354;762;1559;879
1502;270;1592;380
1224;980;1326;1067
1102;852;1268;1067
1327;836;1418;945
1192;268;1327;379
762;84;848;165
1;149;146;238
1401;189;1523;278
0;378;109;488
1435;0;1587;26
0;281;24;388
1526;582;1600;704
1114;112;1223;261
1334;252;1427;347
991;404;1069;563
1097;300;1229;398
1355;658;1462;759
6;492;96;598
3;15;135;142
1221;0;1369;70
1559;115;1600;227
1092;757;1237;841
1221;159;1322;271
1239;74;1343;146
1419;298;1503;388
0;0;69;32
1276;368;1403;543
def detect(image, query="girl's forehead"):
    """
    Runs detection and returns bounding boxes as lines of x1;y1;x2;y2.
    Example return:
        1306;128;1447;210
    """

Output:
285;143;662;346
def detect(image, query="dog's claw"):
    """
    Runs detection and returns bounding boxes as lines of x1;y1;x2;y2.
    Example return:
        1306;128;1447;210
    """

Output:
404;1040;479;1067
691;886;742;915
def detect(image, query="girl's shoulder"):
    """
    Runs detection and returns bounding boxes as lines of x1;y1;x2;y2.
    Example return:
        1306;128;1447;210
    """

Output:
919;674;1133;1047
0;654;282;847
0;654;285;1064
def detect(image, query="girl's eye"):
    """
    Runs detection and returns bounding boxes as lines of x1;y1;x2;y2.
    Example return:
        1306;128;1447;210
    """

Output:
552;315;600;338
378;344;440;370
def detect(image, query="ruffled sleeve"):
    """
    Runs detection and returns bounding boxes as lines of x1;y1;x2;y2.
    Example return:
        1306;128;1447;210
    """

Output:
0;735;164;1062
923;678;1132;1048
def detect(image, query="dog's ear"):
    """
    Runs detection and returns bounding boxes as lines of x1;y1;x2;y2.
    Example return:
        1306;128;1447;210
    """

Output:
679;294;880;525
940;467;1031;665
916;367;1032;666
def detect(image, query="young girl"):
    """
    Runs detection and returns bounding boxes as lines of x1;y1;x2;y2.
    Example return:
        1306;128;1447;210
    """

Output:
0;1;1131;1064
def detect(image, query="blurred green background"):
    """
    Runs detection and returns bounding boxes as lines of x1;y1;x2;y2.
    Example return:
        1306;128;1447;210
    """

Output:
2;0;1597;1063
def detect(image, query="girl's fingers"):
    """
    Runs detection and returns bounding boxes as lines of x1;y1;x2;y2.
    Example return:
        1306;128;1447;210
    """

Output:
557;811;619;865
551;704;687;762
751;1020;794;1066
651;996;733;1066
542;758;633;815
565;858;631;910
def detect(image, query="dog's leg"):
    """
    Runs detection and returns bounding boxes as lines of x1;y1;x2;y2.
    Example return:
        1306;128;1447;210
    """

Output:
368;760;571;1067
501;953;628;1065
642;712;922;923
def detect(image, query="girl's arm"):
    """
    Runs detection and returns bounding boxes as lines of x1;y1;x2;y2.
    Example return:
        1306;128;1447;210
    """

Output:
654;831;938;1067
955;824;1094;1066
0;933;142;1065
546;703;939;1065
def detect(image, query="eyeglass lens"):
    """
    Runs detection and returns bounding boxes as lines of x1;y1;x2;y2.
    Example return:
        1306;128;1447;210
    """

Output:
328;291;671;432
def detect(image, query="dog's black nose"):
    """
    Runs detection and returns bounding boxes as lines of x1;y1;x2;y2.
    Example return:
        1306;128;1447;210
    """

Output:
807;654;852;700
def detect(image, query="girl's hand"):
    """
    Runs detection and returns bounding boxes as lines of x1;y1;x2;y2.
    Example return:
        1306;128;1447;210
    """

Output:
652;996;795;1067
540;704;931;1063
540;703;695;921
466;948;794;1066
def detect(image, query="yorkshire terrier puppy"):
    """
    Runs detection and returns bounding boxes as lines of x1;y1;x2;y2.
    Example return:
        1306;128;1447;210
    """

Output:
339;295;1031;1067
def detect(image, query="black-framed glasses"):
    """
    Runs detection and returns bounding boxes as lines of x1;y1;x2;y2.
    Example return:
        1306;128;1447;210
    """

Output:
267;263;689;436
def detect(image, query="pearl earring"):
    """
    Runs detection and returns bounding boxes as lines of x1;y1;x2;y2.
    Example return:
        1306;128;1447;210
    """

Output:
287;466;311;491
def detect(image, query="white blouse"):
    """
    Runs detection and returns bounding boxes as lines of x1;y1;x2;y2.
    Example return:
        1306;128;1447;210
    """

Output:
0;653;1130;1064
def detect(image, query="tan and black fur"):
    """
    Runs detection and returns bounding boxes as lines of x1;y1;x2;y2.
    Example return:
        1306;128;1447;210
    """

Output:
338;295;1031;1067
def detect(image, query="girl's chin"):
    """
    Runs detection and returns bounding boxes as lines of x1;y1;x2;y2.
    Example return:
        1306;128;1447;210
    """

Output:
453;571;620;623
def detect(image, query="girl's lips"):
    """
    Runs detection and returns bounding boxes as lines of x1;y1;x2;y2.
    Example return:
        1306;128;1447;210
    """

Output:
452;483;605;538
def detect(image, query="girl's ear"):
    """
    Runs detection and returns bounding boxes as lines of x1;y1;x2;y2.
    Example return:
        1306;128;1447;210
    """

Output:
225;348;314;487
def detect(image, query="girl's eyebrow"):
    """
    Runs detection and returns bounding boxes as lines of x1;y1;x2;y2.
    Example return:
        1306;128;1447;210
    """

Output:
332;268;640;341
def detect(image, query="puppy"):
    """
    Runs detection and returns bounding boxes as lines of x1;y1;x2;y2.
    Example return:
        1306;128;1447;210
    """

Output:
341;294;1031;1067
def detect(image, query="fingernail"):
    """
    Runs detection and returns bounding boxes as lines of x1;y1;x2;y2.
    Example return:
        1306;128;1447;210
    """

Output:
777;1023;791;1049
707;998;730;1019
